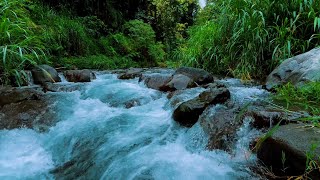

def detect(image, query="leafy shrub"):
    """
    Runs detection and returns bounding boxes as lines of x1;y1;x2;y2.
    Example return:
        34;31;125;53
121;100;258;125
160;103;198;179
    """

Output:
100;20;165;67
30;4;101;58
274;82;320;115
177;0;320;79
273;82;320;127
61;55;138;70
0;0;46;85
123;20;165;65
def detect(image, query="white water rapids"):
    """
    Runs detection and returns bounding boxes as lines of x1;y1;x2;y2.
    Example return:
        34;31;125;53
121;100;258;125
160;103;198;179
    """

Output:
0;72;267;179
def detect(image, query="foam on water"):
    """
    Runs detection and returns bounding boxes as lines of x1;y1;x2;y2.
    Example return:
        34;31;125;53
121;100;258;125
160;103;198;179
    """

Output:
0;73;263;179
0;129;54;179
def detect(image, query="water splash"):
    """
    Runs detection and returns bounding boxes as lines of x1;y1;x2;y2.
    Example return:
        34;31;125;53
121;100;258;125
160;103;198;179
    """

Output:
0;73;261;179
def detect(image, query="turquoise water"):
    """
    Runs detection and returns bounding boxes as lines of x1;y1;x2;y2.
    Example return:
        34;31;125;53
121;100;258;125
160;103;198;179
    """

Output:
0;73;263;180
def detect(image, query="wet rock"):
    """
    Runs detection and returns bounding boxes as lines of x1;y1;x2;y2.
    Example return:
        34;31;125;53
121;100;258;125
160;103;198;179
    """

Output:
44;83;84;92
160;74;195;92
243;105;309;129
257;124;320;178
0;87;43;107
266;48;320;89
141;74;172;90
124;99;141;109
167;90;183;99
167;88;206;108
0;99;57;132
118;68;143;79
174;67;214;85
64;70;96;82
247;107;283;129
199;105;241;151
203;82;226;89
173;87;230;127
31;64;61;84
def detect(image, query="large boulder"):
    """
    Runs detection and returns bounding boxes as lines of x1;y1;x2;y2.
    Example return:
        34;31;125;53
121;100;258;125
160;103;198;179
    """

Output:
173;87;230;127
64;70;96;82
0;99;56;132
266;48;320;89
0;87;43;107
118;68;143;79
174;67;214;85
160;74;195;92
257;124;320;178
31;65;61;84
141;74;172;90
199;105;241;151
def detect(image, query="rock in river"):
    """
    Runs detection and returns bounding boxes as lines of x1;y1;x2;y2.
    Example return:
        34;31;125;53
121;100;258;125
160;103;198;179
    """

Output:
31;64;61;84
141;73;172;90
64;70;96;82
118;68;143;79
174;67;214;85
199;105;241;151
159;74;195;92
173;87;230;127
257;123;320;178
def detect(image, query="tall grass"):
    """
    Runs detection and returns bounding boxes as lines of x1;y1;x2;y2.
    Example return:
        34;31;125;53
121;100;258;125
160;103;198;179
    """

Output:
177;0;320;79
30;4;102;58
273;82;320;116
272;82;320;128
0;0;46;85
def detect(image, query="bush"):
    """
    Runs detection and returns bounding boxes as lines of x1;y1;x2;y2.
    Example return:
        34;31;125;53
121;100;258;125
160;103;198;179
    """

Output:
61;55;138;70
122;20;165;66
274;82;320;115
0;0;46;85
177;0;320;79
273;82;320;126
100;20;165;67
30;4;102;58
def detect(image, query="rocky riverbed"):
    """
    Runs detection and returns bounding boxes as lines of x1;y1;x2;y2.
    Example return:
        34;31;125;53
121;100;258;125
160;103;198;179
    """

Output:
0;63;320;179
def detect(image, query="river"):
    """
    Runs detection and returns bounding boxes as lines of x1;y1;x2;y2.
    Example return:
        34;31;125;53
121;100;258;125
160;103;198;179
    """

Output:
0;71;266;179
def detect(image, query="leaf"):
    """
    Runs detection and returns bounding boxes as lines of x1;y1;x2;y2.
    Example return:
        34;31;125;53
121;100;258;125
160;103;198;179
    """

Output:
2;46;7;66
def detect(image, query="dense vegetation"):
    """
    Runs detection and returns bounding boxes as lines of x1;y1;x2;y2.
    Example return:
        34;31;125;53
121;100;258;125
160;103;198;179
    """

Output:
273;82;320;126
177;0;320;79
1;0;320;84
0;0;196;84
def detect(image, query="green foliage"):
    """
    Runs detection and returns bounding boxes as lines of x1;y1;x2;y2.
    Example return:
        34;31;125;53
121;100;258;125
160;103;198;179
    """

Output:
273;82;320;126
30;4;101;58
41;0;125;29
61;55;138;70
305;143;320;174
0;0;46;85
124;20;156;49
174;21;224;73
177;0;320;79
100;20;165;67
151;0;198;51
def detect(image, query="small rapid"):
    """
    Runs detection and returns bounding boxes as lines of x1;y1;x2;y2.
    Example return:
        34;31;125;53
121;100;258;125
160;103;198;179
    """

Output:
0;72;266;180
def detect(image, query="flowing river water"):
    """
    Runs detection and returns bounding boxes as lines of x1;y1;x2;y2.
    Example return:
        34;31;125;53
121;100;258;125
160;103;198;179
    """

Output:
0;71;268;179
